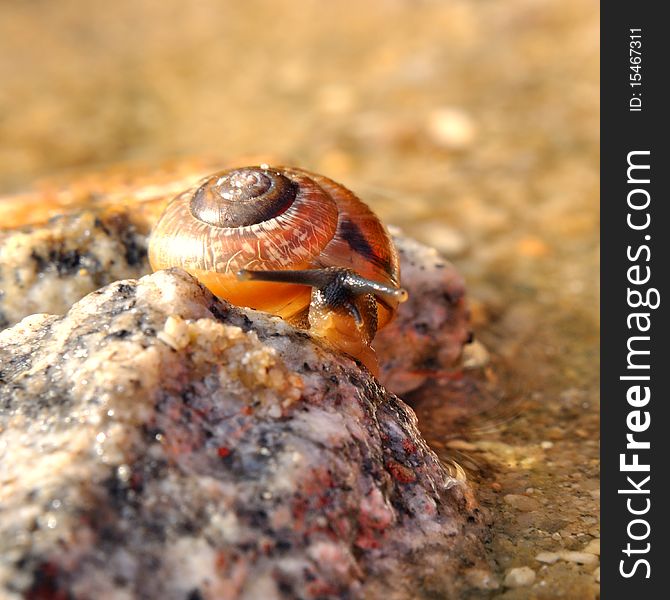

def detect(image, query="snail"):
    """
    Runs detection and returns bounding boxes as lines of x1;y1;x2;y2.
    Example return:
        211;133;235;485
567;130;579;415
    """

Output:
148;165;407;374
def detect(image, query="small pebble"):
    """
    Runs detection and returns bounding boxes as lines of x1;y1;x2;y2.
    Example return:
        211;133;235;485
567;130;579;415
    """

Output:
583;538;600;555
504;566;536;588
559;551;599;566
464;568;499;590
266;404;282;419
535;552;560;564
426;107;476;149
462;340;490;369
157;315;190;350
540;441;554;449
117;464;131;482
594;567;600;583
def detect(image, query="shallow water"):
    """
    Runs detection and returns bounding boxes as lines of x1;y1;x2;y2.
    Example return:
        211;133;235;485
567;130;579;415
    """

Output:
0;0;599;597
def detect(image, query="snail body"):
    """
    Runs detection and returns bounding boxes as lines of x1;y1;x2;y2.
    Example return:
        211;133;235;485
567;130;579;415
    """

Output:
148;166;407;374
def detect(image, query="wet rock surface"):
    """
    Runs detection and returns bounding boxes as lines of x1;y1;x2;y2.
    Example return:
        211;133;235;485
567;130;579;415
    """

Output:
0;269;489;600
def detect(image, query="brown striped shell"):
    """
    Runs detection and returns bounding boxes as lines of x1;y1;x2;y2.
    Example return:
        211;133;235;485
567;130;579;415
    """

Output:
148;165;403;372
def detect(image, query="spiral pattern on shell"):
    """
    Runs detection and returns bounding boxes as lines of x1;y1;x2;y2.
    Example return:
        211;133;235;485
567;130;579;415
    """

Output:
189;168;298;228
148;165;401;326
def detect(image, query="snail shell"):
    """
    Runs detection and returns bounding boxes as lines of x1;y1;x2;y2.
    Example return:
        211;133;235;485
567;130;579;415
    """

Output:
148;165;406;374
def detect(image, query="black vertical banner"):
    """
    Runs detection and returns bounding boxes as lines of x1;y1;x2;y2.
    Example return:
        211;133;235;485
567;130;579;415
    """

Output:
601;2;670;597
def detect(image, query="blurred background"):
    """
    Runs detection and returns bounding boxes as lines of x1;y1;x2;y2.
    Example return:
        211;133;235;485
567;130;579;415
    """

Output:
0;0;599;596
0;0;599;312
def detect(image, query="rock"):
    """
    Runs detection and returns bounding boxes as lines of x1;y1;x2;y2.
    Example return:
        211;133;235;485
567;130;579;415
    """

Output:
461;339;490;369
535;551;560;564
559;551;599;566
0;210;148;329
425;107;477;150
375;229;471;394
583;538;600;556
0;269;488;600
464;568;500;591
504;566;536;588
1;213;471;397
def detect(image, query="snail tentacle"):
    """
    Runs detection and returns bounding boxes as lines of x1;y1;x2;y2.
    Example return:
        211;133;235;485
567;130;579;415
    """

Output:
236;267;407;306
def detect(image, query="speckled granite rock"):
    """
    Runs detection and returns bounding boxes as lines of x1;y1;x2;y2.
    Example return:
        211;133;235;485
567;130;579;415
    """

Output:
1;209;469;395
0;209;148;329
0;269;488;600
